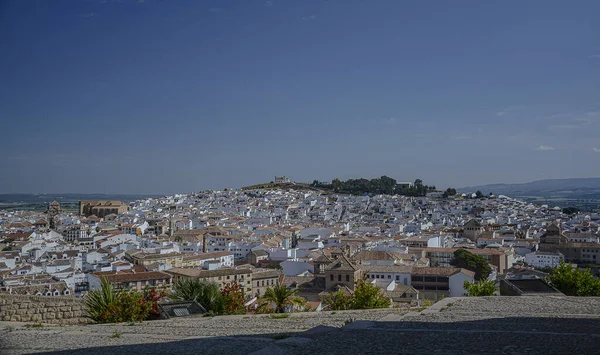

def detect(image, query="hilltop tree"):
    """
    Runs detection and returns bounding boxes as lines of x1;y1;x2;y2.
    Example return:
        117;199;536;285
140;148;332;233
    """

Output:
475;190;484;199
451;249;492;281
562;207;580;215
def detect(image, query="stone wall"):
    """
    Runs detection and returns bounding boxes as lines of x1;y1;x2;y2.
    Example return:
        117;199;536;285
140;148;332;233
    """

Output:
0;294;92;324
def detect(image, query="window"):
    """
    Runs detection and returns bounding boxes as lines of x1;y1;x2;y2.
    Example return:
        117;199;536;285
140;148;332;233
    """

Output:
330;274;334;281
388;275;391;279
346;275;350;282
338;275;341;282
395;275;399;281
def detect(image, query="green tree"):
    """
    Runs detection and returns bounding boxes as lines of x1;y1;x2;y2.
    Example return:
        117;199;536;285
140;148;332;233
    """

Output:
170;278;225;313
349;280;390;309
451;249;492;281
562;207;580;215
464;279;497;296
547;260;600;296
322;290;351;311
475;190;484;198
259;284;307;313
332;178;342;192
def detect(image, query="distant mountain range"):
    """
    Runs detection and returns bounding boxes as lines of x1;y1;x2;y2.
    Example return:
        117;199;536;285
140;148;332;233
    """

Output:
460;178;600;199
0;193;160;204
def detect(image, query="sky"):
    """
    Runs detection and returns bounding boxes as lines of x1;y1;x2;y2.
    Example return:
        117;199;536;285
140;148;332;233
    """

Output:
0;0;599;194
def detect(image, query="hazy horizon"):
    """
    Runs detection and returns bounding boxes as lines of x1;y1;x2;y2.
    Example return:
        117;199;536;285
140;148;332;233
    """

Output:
1;0;599;195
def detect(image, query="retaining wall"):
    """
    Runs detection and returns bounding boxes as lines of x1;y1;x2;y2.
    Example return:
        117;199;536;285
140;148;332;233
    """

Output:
0;294;92;324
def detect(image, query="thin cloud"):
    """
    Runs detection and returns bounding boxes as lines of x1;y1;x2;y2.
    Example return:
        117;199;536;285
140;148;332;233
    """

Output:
593;148;600;153
385;118;396;125
264;0;274;6
536;145;555;151
301;15;317;21
496;106;520;117
589;54;600;59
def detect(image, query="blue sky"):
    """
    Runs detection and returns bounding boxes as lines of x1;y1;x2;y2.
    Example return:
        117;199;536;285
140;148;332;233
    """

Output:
0;0;599;194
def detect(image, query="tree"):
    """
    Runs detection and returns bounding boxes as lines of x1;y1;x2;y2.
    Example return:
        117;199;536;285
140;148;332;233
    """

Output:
451;249;492;281
259;284;307;313
445;188;457;196
332;178;342;192
547;260;600;296
562;207;580;215
464;279;497;296
349;280;390;309
475;190;484;199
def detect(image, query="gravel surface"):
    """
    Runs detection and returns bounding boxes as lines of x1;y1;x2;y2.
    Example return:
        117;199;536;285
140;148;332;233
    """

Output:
0;308;406;354
2;297;600;355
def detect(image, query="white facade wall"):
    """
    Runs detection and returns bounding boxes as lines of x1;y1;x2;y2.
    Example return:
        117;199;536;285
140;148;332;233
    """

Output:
525;252;564;269
448;272;474;297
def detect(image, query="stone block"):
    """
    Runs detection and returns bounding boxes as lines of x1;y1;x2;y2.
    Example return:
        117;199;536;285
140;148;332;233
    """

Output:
20;303;29;309
31;314;43;322
10;315;21;322
60;306;71;312
44;313;56;320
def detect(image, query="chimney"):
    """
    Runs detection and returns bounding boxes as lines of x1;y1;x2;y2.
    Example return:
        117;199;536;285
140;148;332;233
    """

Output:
203;235;207;253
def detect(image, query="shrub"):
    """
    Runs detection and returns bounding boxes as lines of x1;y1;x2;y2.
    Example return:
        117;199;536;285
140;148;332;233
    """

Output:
170;278;225;313
221;281;247;315
322;290;351;311
85;278;166;323
349;280;390;309
464;279;497;296
547;260;600;296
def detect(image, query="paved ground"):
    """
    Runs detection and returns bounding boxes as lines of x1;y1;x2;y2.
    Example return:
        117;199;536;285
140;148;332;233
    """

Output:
2;296;600;354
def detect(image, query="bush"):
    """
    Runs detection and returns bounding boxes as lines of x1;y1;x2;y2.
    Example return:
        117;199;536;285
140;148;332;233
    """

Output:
547;260;600;296
85;278;166;323
170;278;225;313
350;280;391;309
221;281;247;315
464;279;497;296
324;280;390;311
322;290;351;311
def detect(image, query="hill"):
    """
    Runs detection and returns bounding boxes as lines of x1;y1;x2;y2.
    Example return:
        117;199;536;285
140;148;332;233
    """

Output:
459;178;600;198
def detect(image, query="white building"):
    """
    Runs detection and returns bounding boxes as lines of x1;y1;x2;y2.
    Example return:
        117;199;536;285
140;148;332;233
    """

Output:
525;251;564;269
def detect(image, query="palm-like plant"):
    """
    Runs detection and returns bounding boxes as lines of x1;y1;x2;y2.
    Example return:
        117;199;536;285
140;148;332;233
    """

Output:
259;284;306;313
170;278;224;313
85;278;118;322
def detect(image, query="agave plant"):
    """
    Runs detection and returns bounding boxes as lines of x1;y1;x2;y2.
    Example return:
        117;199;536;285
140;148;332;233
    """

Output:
259;284;307;313
170;278;225;313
